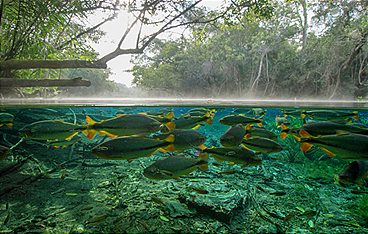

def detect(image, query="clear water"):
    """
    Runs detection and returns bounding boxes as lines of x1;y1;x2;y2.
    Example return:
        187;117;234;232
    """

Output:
0;100;368;233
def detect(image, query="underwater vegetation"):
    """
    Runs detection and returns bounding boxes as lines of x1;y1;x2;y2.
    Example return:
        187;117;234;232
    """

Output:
0;105;368;233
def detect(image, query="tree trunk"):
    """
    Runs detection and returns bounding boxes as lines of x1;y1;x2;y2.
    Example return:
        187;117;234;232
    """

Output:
300;0;308;49
0;77;91;87
0;60;107;71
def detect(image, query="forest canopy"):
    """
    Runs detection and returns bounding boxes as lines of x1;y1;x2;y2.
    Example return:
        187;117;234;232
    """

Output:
0;0;367;99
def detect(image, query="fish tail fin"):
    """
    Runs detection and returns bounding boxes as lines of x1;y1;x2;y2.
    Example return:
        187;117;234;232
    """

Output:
299;129;312;138
300;142;313;152
86;115;97;125
164;134;175;143
165;122;175;131
83;129;97;140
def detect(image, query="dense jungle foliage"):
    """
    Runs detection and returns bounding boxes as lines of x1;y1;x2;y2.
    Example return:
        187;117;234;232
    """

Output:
0;0;367;99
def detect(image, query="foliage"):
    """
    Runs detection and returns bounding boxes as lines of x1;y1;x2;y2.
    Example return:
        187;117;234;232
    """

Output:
350;194;368;225
131;0;368;99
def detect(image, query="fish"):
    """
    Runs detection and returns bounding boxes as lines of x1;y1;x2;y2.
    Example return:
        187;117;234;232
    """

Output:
0;113;14;128
91;135;174;161
337;160;368;186
143;154;208;180
220;124;247;147
155;129;206;152
84;114;174;139
186;108;216;117
0;145;10;160
283;121;368;139
219;114;262;127
203;146;262;167
19;120;81;141
241;136;283;153
301;110;359;122
299;129;368;160
172;112;213;130
245;125;277;140
48;135;81;149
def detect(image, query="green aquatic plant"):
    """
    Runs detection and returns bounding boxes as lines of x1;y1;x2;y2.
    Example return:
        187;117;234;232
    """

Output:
351;194;368;225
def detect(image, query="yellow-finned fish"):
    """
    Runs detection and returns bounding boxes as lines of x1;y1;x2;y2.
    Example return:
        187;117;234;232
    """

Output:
155;129;206;152
143;154;208;180
298;129;368;160
19;120;81;141
301;110;359;122
171;112;213;130
0;113;14;128
92;135;174;161
83;114;175;139
203;146;262;167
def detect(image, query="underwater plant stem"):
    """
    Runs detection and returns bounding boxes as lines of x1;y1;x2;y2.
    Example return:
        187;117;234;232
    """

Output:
69;108;76;124
10;137;24;151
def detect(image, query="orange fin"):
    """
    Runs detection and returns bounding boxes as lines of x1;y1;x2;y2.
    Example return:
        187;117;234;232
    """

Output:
281;123;288;131
244;134;251;140
292;134;301;142
206;118;213;125
157;148;168;154
299;129;312;138
164;134;175;143
83;129;97;140
245;124;252;130
280;132;288;139
300;142;313;152
257;123;263;128
165;144;176;152
198;144;206;150
86;116;97;125
165;122;175;131
320;147;336;157
165;112;174;119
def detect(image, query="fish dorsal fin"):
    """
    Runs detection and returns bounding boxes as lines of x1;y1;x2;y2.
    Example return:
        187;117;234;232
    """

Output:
300;143;313;152
164;134;175;143
165;122;175;131
299;129;312;138
165;112;174;119
86;116;97;125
